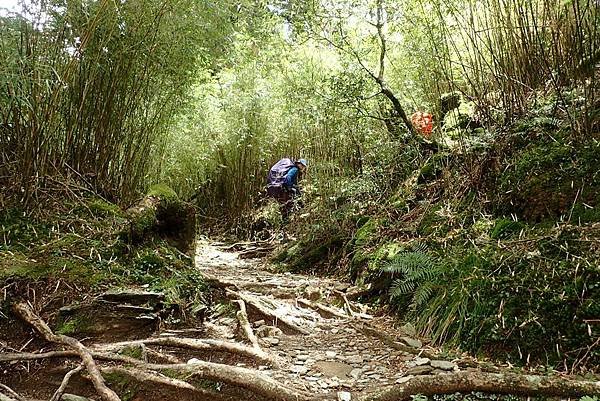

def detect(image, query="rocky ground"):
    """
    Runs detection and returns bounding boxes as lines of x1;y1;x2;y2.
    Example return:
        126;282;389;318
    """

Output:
195;241;460;397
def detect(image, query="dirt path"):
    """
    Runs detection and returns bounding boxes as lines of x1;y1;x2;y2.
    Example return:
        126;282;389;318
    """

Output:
195;241;459;396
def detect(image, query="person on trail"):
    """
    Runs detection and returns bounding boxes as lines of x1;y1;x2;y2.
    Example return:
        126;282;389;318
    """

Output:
266;158;308;221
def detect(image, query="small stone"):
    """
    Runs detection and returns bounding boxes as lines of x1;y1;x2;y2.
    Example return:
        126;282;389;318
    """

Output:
253;319;266;327
337;391;352;401
395;375;414;384
187;358;201;364
414;357;430;366
289;365;309;374
400;323;417;337
304;285;322;301
318;380;329;389
263;337;280;345
349;368;362;379
297;355;310;361
430;360;456;370
405;365;433;375
326;351;337;358
334;282;351;292
400;337;422;348
346;355;363;364
331;328;339;334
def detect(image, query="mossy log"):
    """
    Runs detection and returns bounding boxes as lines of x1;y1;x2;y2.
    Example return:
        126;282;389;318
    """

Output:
125;184;196;254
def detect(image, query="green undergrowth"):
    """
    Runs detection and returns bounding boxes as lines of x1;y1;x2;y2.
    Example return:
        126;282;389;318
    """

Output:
272;90;600;371
0;195;204;312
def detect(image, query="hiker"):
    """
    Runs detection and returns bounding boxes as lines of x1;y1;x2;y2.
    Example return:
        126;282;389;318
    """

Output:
266;158;308;220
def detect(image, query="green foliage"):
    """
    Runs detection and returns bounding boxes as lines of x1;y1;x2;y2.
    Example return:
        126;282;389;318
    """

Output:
87;199;124;218
104;370;139;401
384;245;441;310
1;199;203;311
354;218;380;247
490;219;524;239
148;184;179;203
56;316;90;336
119;345;145;360
498;129;600;221
411;392;523;401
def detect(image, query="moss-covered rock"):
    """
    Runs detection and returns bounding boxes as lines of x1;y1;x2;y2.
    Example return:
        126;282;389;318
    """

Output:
354;218;379;247
126;184;196;254
87;198;124;218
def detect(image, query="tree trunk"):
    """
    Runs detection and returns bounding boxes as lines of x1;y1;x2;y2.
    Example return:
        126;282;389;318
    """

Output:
125;184;196;255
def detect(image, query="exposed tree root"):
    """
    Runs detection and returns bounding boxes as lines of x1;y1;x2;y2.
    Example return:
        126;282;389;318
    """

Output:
12;302;122;401
49;365;83;401
355;371;600;401
297;299;350;319
99;366;229;401
358;322;436;359
140;363;314;401
145;348;181;364
92;337;278;367
0;350;76;362
227;290;310;335
0;384;27;401
234;299;262;349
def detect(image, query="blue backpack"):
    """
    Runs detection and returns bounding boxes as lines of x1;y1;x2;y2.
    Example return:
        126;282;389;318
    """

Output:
267;158;296;188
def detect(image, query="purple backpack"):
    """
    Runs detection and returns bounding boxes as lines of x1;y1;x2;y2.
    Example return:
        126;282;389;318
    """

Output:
267;158;295;187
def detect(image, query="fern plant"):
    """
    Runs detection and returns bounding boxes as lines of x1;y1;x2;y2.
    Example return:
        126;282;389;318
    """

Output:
382;243;442;310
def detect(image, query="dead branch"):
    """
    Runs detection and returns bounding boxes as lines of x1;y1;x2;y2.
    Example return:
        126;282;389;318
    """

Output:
356;371;600;401
12;302;121;401
234;299;261;349
49;364;83;401
227;290;310;335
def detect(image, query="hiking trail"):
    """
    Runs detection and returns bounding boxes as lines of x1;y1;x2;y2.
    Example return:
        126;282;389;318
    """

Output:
2;240;598;401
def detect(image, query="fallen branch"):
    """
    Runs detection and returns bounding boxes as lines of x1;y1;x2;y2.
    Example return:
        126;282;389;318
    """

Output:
12;302;121;401
50;365;83;401
355;371;600;401
227;290;310;335
234;299;261;350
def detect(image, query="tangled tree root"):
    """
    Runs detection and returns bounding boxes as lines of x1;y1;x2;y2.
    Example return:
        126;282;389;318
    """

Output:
12;302;122;401
7;302;600;401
